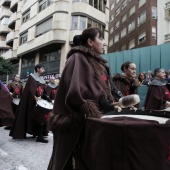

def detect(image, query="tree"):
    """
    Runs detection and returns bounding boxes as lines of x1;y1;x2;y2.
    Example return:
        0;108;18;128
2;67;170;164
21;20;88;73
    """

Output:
0;57;14;75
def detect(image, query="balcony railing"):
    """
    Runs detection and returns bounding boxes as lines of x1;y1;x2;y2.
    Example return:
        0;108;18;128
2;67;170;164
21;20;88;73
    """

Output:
165;33;170;42
0;8;10;19
10;0;18;13
8;12;17;29
0;0;11;6
0;25;10;34
165;1;170;10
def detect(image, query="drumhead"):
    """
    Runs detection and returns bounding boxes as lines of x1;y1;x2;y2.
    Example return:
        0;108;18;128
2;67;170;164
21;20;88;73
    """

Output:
101;115;169;124
37;99;53;110
13;98;20;105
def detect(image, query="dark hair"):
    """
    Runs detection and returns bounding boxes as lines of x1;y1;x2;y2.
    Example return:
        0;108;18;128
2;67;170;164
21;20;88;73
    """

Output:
154;68;164;77
138;72;146;82
121;61;134;72
73;27;104;46
34;64;44;72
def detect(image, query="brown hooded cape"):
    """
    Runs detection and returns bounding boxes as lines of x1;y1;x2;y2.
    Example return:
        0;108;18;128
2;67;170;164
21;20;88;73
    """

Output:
112;74;139;98
144;79;170;110
0;83;14;126
9;75;46;139
48;46;114;170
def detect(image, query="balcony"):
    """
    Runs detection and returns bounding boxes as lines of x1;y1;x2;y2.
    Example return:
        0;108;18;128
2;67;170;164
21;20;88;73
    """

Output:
6;31;16;47
17;30;66;56
0;41;10;49
165;1;170;10
165;33;170;43
10;0;18;13
1;49;17;59
71;2;106;25
8;12;17;29
0;25;10;35
0;0;11;6
0;8;10;20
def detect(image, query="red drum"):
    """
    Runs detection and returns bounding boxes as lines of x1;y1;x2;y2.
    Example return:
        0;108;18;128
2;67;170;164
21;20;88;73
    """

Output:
32;99;53;124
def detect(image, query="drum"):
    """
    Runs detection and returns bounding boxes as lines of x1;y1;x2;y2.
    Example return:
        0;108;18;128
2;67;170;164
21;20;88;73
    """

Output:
102;115;169;124
12;98;20;105
32;99;53;124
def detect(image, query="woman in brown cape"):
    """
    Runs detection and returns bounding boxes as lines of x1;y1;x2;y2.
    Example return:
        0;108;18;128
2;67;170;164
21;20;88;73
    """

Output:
112;61;139;100
48;28;121;170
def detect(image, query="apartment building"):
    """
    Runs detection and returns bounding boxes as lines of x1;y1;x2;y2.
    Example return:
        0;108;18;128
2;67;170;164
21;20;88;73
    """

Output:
158;0;170;44
0;0;109;80
108;0;157;52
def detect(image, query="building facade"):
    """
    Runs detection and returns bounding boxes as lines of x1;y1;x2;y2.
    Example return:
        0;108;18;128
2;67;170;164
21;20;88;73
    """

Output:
108;0;157;52
0;0;109;81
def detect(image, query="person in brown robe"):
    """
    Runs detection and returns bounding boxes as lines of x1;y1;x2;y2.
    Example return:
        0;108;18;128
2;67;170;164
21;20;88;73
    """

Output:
112;61;139;97
48;28;122;170
10;64;52;143
7;74;23;115
0;81;14;127
112;61;139;109
46;77;58;101
144;68;170;110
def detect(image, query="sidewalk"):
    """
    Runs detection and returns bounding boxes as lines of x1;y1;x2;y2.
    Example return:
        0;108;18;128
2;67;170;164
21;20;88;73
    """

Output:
0;127;53;170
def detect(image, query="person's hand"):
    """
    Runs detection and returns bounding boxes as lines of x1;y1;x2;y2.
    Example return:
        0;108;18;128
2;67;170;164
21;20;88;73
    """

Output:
34;96;41;101
130;106;137;112
165;101;170;108
114;105;122;112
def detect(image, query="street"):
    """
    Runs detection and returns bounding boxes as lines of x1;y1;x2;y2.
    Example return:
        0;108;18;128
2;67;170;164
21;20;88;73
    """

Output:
0;127;53;170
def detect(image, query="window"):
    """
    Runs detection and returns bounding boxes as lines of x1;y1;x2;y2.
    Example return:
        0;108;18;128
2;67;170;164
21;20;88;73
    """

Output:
139;0;146;8
1;17;9;25
116;0;120;4
122;14;127;23
89;0;105;13
110;26;114;34
20;32;28;45
71;16;78;30
122;0;127;10
128;20;135;33
121;44;126;51
115;7;120;16
129;5;136;17
39;0;52;12
111;2;114;10
115;20;120;30
129;39;135;49
36;18;52;37
79;16;87;30
109;39;113;47
121;27;126;38
22;56;35;68
138;32;146;44
71;16;105;32
23;0;28;4
152;27;156;39
138;11;146;26
152;6;157;19
110;14;114;22
114;33;119;44
72;0;80;2
39;49;61;74
22;10;30;24
81;0;88;3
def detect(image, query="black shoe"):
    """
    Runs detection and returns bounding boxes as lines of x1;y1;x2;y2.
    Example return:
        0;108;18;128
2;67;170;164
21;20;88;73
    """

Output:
36;137;48;143
4;126;11;130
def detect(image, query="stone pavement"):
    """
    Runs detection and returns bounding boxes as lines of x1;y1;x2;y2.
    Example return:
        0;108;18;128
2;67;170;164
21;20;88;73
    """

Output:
0;127;53;170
